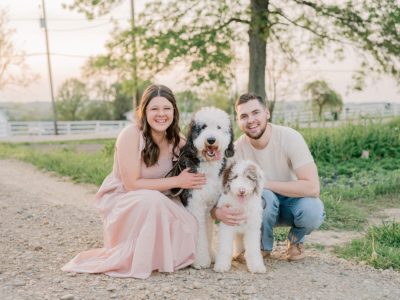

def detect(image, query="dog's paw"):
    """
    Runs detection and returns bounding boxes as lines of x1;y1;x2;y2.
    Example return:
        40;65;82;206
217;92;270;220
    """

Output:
192;257;211;269
247;262;266;274
191;263;203;270
213;260;231;273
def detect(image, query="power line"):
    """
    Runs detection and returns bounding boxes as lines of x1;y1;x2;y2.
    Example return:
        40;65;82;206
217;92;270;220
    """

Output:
25;52;91;58
9;17;130;21
48;22;111;32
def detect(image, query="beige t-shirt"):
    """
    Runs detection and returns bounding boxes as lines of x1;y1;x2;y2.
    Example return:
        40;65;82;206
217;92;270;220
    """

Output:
234;124;314;181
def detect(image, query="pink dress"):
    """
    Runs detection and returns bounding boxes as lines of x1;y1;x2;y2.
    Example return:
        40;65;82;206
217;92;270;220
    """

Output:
62;132;197;279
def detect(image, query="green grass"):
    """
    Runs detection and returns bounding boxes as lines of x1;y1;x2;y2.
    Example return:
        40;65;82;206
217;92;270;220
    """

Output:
335;222;400;271
320;194;367;230
273;227;290;242
0;140;114;186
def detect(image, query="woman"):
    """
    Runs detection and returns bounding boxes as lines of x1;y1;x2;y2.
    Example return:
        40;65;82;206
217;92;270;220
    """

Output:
62;84;205;279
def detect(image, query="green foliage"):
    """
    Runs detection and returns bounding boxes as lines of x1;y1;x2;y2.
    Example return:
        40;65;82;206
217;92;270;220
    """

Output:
387;116;400;127
302;122;400;163
201;87;235;116
63;0;122;20
139;0;236;86
176;88;234;116
65;0;400;102
175;90;201;114
303;80;343;119
0;141;114;186
80;100;114;120
335;222;400;270
112;82;133;120
56;78;89;121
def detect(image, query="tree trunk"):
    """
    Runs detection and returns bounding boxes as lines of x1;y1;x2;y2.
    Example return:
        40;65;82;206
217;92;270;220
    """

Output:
248;0;268;103
318;104;323;120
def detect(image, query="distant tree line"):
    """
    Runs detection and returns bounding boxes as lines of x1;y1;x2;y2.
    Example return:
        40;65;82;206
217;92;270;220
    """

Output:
55;77;238;121
56;75;343;122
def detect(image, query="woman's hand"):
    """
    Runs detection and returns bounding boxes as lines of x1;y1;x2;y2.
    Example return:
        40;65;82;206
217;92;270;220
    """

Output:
177;168;206;189
215;204;246;226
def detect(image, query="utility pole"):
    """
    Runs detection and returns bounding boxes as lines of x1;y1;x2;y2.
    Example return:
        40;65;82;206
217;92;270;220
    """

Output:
130;0;139;110
40;0;58;135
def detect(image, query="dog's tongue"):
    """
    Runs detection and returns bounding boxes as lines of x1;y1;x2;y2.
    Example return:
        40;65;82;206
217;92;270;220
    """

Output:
215;150;221;160
237;195;246;204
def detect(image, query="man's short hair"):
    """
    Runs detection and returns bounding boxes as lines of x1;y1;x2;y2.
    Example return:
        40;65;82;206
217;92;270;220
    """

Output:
235;93;267;109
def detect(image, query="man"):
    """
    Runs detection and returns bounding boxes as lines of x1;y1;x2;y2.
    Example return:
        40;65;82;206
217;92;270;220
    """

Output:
212;93;325;261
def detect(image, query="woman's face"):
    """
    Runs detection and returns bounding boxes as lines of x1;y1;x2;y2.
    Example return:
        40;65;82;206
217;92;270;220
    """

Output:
145;96;174;133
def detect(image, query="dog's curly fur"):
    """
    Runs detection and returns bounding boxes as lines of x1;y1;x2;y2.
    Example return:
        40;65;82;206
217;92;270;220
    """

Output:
169;107;234;268
214;160;266;273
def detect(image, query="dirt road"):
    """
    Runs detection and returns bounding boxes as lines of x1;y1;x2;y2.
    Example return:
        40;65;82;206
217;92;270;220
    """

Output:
0;159;399;300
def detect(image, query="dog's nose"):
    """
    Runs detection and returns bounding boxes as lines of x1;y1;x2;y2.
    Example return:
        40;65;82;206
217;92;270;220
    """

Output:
207;137;216;145
239;188;246;195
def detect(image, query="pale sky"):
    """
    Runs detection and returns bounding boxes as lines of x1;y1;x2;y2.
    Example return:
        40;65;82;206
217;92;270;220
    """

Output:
0;0;399;104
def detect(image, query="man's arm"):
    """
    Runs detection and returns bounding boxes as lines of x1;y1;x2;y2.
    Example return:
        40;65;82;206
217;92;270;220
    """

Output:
266;162;320;198
210;204;246;226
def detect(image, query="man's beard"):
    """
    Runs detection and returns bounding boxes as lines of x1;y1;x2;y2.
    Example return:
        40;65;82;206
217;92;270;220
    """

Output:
245;122;267;140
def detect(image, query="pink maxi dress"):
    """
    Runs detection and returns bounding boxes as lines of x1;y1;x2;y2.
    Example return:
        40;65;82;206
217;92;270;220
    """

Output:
62;132;197;279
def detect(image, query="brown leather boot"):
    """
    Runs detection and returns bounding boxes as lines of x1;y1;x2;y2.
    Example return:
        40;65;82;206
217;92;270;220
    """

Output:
287;242;305;261
261;250;271;258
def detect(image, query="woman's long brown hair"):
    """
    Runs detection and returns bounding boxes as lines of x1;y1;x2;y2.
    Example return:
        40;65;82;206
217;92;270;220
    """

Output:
136;84;180;167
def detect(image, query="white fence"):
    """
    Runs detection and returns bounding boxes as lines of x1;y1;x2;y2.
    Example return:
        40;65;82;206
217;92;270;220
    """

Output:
273;102;400;126
0;102;399;138
0;120;130;138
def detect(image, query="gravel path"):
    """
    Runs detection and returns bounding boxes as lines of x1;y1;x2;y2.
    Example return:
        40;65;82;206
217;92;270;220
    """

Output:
1;159;399;300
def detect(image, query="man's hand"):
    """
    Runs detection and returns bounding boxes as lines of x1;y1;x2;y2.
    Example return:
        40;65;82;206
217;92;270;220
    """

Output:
214;204;246;226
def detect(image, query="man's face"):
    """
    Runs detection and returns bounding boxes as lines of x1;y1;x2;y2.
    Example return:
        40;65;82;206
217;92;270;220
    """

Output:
236;99;270;140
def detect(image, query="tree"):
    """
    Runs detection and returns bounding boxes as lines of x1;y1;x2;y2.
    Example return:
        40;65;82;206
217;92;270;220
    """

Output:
80;101;114;120
0;9;38;91
56;78;88;121
66;0;400;106
175;90;201;116
303;80;343;120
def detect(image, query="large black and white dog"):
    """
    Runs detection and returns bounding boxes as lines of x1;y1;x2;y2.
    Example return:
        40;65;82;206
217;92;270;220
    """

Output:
171;106;234;268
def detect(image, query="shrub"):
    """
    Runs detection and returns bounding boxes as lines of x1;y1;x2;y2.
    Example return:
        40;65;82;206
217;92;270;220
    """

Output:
302;122;400;163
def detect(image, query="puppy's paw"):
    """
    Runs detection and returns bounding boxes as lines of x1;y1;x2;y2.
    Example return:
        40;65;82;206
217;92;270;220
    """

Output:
247;262;266;274
213;260;231;273
191;263;202;270
192;256;211;269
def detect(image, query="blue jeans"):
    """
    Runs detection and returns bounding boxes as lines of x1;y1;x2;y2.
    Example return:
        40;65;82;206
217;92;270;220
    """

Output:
261;189;325;251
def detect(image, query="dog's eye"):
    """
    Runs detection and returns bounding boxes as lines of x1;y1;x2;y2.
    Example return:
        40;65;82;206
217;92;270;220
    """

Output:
217;125;221;129
201;124;207;130
231;175;238;180
246;175;254;181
